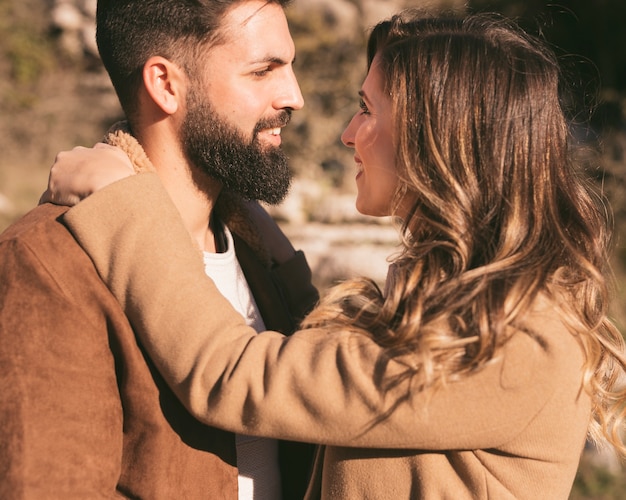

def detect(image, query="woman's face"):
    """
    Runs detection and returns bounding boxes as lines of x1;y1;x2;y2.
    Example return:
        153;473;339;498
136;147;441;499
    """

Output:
341;56;399;217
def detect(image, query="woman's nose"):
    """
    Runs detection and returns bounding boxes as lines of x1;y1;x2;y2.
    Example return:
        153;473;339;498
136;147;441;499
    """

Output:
341;114;358;148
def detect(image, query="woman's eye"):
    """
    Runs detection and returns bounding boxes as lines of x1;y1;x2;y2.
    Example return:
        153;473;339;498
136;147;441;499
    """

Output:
359;98;370;114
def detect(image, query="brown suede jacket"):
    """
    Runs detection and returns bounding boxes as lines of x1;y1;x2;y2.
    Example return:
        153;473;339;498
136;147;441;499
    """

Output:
63;173;594;499
0;131;318;499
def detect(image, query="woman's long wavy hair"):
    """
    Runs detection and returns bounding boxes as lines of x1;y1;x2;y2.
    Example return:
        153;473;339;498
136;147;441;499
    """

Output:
302;12;626;454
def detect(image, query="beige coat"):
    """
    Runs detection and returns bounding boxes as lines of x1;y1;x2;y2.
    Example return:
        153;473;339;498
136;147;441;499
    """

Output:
65;173;592;499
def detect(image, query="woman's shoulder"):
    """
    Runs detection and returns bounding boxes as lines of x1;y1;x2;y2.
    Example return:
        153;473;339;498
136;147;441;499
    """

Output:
507;292;586;374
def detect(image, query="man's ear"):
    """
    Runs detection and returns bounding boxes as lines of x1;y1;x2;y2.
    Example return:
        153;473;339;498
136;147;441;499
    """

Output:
142;56;186;115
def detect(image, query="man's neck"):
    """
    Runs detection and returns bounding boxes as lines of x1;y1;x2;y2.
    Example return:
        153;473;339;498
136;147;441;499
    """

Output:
163;170;222;253
139;129;222;253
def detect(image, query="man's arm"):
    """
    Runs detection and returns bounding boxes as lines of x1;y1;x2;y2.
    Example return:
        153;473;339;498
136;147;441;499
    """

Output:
0;222;124;497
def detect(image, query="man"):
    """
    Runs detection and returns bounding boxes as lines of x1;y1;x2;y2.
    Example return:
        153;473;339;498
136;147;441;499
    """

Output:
0;0;317;498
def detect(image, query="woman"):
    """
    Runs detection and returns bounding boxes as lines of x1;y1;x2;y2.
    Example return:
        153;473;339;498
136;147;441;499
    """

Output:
48;11;625;499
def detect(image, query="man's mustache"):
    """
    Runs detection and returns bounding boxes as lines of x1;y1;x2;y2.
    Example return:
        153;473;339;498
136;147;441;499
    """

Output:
253;110;292;136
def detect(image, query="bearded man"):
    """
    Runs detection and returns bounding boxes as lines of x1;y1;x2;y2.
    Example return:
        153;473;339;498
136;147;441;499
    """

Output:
0;1;317;498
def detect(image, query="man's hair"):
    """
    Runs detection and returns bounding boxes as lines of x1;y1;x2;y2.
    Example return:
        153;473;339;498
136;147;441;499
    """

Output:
96;0;292;124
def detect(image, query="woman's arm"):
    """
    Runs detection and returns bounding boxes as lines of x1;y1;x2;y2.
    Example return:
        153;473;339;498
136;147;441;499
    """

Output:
63;174;576;450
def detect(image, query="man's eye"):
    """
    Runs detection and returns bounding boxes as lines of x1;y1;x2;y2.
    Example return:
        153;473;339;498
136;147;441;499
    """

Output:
359;98;370;114
253;68;271;77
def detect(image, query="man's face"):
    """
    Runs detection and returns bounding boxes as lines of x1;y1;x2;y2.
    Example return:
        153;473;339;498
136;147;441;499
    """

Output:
180;0;303;203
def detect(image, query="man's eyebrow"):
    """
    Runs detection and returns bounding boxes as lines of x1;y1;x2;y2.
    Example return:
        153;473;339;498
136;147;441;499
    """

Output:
251;55;296;65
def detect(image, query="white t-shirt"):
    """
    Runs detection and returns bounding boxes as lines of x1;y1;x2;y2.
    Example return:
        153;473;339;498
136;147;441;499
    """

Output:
203;226;282;500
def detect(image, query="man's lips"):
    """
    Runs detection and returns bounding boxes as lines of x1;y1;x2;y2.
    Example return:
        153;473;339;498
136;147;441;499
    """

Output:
258;127;283;146
254;110;291;147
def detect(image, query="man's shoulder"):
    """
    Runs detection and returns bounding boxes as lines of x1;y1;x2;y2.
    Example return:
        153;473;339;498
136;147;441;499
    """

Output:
0;204;89;270
0;204;71;246
0;203;116;308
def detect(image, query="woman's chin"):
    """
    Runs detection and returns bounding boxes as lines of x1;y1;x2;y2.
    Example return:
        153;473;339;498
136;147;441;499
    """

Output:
356;207;390;218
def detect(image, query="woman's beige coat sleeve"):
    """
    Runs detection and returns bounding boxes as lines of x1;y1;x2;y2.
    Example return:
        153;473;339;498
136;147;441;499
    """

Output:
64;173;581;450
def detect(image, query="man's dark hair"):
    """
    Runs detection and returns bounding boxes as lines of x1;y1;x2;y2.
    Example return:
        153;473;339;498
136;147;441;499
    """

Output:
96;0;292;124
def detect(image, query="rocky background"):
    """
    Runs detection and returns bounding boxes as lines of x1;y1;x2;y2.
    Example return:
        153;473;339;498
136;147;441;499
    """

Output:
0;0;625;493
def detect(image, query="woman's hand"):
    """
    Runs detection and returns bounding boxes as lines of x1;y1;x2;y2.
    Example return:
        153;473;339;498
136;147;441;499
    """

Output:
39;143;135;206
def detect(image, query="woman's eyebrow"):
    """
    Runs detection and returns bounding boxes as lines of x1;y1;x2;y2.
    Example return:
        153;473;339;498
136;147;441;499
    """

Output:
358;89;372;103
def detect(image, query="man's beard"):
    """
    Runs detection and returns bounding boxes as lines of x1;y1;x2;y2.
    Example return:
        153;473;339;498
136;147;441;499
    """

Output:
180;90;292;205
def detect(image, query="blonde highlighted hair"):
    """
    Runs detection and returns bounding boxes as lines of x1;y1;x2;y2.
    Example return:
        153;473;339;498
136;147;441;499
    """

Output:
303;12;626;455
